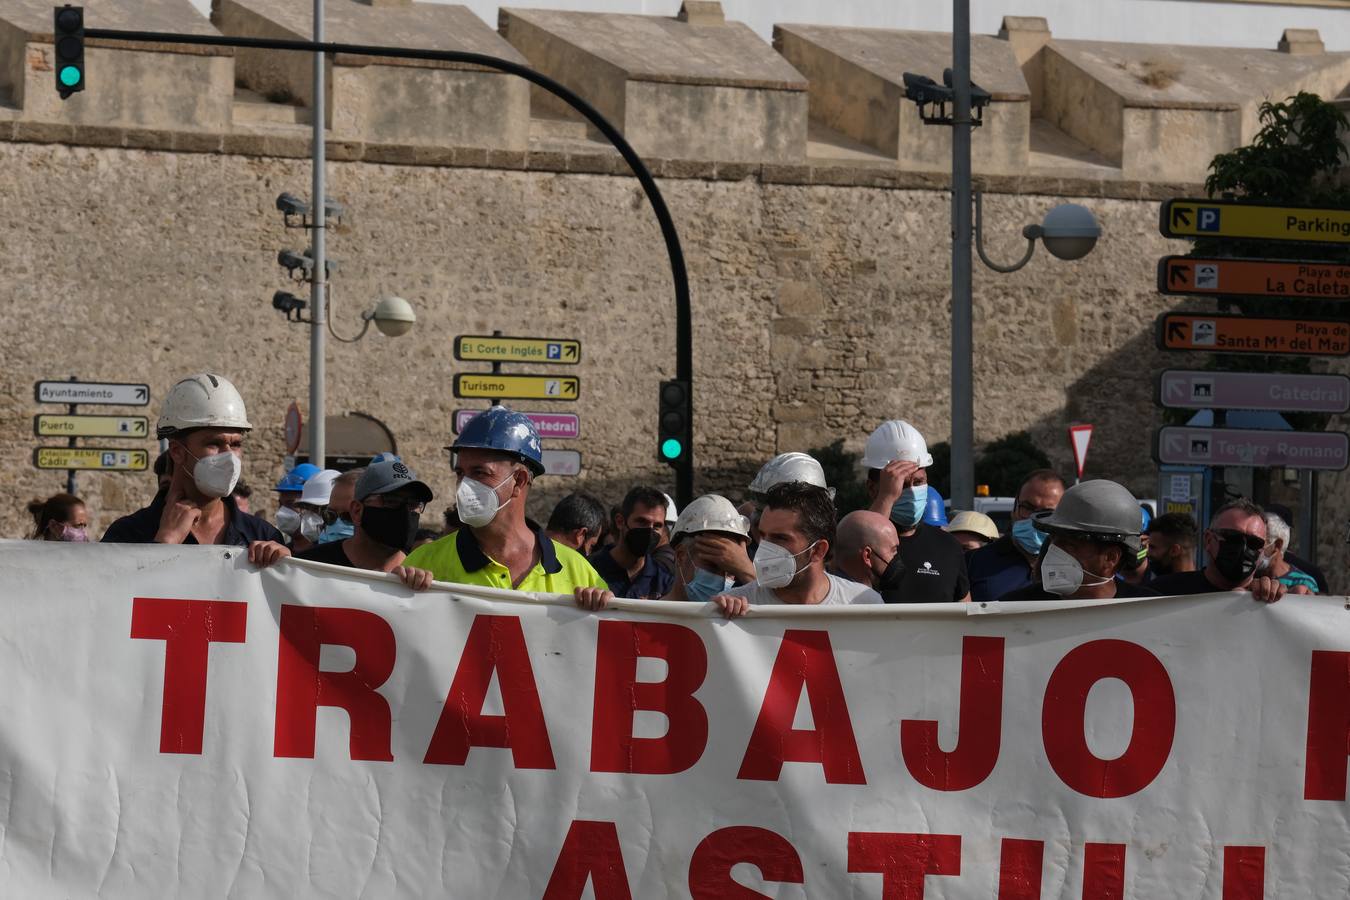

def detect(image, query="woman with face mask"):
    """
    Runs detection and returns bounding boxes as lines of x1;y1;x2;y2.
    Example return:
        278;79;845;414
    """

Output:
994;480;1158;603
660;494;753;602
101;373;290;569
28;493;90;542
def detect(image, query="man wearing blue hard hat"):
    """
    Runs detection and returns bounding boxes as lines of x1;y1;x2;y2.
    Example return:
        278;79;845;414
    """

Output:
404;406;612;608
273;462;321;540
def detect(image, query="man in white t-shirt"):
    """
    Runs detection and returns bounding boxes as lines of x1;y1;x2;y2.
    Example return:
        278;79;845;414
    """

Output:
713;482;882;617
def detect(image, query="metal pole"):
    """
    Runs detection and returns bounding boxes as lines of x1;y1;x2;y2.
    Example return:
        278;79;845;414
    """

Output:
1298;470;1317;564
949;0;974;509
66;374;77;496
308;0;326;468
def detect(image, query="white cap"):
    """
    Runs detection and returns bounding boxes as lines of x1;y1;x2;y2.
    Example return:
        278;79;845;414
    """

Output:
671;494;750;543
156;373;252;438
861;419;934;469
298;469;341;507
749;452;829;495
663;493;679;524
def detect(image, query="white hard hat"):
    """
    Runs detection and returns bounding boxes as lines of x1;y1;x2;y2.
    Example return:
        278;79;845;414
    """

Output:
749;452;829;495
298;469;341;507
156;373;253;438
671;494;750;543
861;419;934;469
663;493;679;524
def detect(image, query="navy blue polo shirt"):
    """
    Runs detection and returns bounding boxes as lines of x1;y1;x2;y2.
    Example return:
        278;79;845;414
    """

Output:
967;534;1035;603
587;548;675;599
102;490;283;546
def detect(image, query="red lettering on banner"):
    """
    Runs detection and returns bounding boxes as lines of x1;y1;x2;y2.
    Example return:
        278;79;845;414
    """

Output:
1223;846;1265;900
1083;843;1125;900
130;597;248;755
542;820;633;900
688;826;805;899
591;621;709;774
1042;639;1176;797
901;635;1004;791
423;615;554;768
997;838;1044;900
847;832;960;898
1303;650;1350;800
274;606;396;761
738;629;865;784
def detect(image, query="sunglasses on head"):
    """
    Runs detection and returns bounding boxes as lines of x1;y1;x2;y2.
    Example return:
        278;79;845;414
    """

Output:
1210;528;1265;552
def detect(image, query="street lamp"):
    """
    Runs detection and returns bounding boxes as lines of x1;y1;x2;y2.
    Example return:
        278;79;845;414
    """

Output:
975;195;1102;272
269;290;416;341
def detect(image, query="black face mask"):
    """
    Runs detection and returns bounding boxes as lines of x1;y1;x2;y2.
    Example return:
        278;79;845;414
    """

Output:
361;505;420;553
1212;533;1260;584
623;526;660;558
874;552;906;594
1148;554;1174;577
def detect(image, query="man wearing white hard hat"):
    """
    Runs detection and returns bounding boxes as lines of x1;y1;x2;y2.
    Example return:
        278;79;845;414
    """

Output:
862;420;970;603
661;494;752;602
739;451;832;563
290;469;340;553
103;374;289;566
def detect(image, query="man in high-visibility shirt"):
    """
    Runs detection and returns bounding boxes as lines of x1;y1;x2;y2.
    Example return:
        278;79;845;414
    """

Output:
404;406;612;608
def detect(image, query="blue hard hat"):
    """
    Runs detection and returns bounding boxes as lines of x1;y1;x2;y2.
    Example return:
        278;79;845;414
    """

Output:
274;462;321;492
449;405;545;476
1140;504;1153;532
923;486;949;527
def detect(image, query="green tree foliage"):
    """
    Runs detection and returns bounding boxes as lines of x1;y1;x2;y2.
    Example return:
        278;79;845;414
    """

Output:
808;439;872;515
974;431;1053;498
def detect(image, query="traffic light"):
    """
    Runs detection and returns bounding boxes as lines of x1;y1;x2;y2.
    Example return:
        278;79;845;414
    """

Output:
53;5;84;99
657;379;690;466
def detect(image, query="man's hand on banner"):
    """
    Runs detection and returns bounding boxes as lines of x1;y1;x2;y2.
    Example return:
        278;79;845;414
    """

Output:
573;587;613;611
712;593;750;619
394;566;434;592
1247;576;1285;604
247;541;291;568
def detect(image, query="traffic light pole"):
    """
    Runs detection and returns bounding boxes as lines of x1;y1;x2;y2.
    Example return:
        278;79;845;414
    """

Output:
308;0;327;469
950;0;975;511
74;20;694;504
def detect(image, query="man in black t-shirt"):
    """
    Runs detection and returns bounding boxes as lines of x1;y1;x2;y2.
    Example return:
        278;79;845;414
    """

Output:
297;460;437;591
996;480;1158;603
861;419;970;603
1150;500;1284;603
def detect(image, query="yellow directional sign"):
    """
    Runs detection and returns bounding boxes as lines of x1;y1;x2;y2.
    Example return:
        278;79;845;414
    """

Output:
34;414;150;438
453;373;580;401
454;335;581;365
33;447;149;471
1160;199;1350;244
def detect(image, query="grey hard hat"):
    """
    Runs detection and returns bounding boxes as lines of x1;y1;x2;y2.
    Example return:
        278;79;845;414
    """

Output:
1032;479;1144;554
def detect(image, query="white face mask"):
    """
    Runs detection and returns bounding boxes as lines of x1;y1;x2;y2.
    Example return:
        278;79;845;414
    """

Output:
299;510;325;543
753;539;819;590
275;506;301;536
187;449;241;499
1041;543;1111;597
455;471;516;529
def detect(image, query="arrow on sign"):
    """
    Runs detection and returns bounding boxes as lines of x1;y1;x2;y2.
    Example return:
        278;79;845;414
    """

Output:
1167;321;1188;343
132;420;146;435
1166;380;1185;400
1170;206;1192;229
1165;433;1184;456
563;381;578;397
135;387;148;401
565;345;578;359
1169;264;1190;287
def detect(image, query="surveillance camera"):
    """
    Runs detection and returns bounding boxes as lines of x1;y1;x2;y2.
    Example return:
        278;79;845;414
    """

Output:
324;198;346;222
271;290;307;319
276;192;311;218
1031;204;1101;261
277;249;313;278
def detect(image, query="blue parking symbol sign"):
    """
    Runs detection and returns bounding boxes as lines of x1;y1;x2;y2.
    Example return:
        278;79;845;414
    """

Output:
101;452;116;467
1197;207;1221;232
547;343;561;359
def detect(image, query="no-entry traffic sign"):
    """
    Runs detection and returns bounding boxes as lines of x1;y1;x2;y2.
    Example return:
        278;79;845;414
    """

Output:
1157;370;1350;414
1160;199;1350;245
1154;427;1349;471
1157;257;1350;301
1156;313;1350;357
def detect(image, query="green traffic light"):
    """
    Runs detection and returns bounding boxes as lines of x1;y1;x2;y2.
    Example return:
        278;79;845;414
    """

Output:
59;66;81;87
661;438;683;460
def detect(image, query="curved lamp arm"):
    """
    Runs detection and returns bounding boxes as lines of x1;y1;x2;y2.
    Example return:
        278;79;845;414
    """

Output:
974;191;1040;274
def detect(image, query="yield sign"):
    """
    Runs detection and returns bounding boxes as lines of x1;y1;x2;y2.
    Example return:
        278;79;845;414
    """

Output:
1069;424;1093;480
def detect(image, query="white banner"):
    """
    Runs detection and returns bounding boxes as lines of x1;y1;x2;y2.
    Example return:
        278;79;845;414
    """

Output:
2;541;1349;898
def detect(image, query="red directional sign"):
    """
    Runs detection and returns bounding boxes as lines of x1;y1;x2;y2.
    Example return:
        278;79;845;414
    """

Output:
1156;313;1350;357
1154;427;1349;471
1157;257;1350;300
